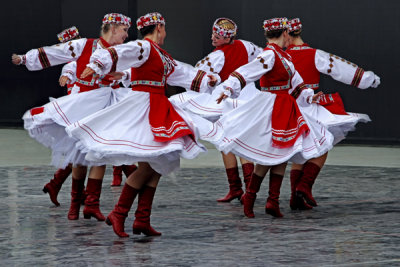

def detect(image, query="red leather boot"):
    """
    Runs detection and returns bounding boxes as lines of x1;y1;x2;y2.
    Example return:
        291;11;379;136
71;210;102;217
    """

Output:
242;163;254;191
296;162;321;207
265;173;284;218
217;167;244;202
122;164;138;178
43;166;72;206
111;166;123;186
68;177;85;220
106;183;139;237
242;173;264;218
83;178;105;221
132;186;161;236
290;170;312;210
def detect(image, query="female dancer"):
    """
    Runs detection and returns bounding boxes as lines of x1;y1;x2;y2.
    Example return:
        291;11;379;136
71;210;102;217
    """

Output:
12;13;132;220
67;12;219;236
41;26;80;207
58;46;138;189
170;18;263;202
214;18;334;218
286;18;380;208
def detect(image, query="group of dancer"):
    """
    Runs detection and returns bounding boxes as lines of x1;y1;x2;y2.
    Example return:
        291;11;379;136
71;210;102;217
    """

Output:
12;12;380;237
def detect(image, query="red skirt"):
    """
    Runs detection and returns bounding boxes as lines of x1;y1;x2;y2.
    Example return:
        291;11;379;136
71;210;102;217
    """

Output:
271;91;309;148
133;87;194;142
318;92;348;115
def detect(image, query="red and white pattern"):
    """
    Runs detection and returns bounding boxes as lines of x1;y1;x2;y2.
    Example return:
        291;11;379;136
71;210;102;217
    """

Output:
209;44;334;165
212;18;237;38
66;38;220;175
136;12;165;30
57;26;80;43
288;18;302;33
263;17;288;32
102;13;131;27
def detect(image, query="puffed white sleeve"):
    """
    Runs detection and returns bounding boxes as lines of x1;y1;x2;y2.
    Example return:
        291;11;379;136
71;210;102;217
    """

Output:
195;50;225;75
21;38;87;71
194;50;226;90
218;49;275;99
60;61;77;83
240;39;264;62
315;49;380;89
167;60;216;93
87;40;151;75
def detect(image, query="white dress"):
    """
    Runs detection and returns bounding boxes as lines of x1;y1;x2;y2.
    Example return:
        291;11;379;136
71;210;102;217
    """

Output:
210;44;335;166
169;40;263;122
21;38;131;168
66;39;223;175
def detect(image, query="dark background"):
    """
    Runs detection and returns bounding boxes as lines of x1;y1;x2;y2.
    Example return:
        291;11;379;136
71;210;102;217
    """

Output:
2;0;399;144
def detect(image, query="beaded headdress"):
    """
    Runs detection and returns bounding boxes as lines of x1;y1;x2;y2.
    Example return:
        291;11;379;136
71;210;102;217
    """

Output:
102;13;132;27
263;17;288;32
212;18;237;38
136;12;165;30
57;26;80;43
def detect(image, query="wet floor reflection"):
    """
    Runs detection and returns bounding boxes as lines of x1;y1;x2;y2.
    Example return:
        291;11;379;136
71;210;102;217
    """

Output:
0;166;399;266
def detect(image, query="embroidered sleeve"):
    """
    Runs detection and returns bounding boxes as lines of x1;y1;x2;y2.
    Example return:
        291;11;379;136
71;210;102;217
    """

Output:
314;49;378;89
167;60;215;93
195;50;225;75
23;38;87;71
107;48;118;73
60;61;77;83
230;71;246;89
240;39;264;61
190;70;207;92
290;69;314;106
290;82;307;99
88;40;151;75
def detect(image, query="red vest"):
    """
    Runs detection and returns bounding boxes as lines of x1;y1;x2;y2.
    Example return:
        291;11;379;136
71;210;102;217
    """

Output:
129;39;193;142
130;38;176;92
260;43;293;91
286;44;320;90
214;40;248;81
75;38;116;92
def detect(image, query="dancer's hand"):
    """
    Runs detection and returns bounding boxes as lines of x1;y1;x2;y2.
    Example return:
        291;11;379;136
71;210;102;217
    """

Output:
12;54;22;65
311;91;324;103
80;67;95;79
208;74;218;87
216;92;228;104
59;76;71;87
371;74;380;88
109;72;124;81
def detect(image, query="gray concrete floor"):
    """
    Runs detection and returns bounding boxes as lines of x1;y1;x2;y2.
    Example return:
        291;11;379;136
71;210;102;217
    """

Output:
2;128;400;168
1;128;400;266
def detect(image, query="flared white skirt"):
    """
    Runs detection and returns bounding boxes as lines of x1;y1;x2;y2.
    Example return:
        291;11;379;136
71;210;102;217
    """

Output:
298;103;370;145
22;86;130;168
211;92;335;166
66;91;222;175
